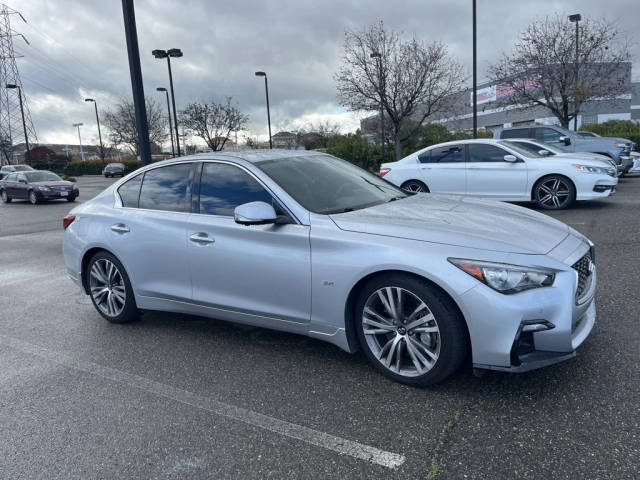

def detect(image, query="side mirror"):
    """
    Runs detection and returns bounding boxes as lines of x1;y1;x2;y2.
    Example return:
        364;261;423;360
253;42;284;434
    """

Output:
234;201;277;226
559;136;571;146
503;154;517;163
538;150;550;156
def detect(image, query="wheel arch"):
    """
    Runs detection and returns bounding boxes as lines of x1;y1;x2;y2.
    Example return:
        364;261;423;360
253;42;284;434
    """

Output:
343;269;470;353
80;246;128;295
530;173;576;201
400;179;430;193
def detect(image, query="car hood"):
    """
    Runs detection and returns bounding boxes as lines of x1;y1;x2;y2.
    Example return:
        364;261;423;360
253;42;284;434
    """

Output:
329;194;570;254
547;153;614;167
32;180;73;187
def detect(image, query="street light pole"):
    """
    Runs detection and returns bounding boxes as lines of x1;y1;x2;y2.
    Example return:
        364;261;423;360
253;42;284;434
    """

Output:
6;84;31;165
254;71;272;149
472;0;478;138
156;87;175;157
85;98;105;166
152;48;183;156
569;14;582;131
369;52;385;159
73;123;85;161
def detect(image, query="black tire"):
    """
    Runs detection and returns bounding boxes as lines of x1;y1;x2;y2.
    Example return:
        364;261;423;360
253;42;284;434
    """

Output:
66;196;76;202
104;174;110;178
0;189;11;203
401;180;429;194
86;251;138;324
534;175;575;210
354;273;469;386
28;190;39;205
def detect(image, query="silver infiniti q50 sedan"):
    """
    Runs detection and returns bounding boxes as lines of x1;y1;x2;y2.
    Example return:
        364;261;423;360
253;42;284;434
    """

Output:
63;150;596;385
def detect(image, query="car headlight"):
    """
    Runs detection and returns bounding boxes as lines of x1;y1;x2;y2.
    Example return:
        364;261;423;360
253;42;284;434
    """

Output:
37;185;51;191
448;258;555;294
614;142;629;148
573;164;609;174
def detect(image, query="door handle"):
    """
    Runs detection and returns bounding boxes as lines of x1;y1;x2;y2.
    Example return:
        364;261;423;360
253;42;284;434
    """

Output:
111;223;130;234
189;232;215;245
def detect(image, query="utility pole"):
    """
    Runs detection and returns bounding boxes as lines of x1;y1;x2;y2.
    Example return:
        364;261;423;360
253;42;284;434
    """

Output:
569;14;582;131
121;0;152;165
73;123;85;161
472;0;478;138
85;98;105;166
156;87;175;157
6;84;30;164
255;71;272;149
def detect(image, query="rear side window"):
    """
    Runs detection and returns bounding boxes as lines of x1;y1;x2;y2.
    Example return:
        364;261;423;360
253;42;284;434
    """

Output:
500;128;529;139
139;163;192;212
467;144;508;162
199;162;273;216
5;173;17;182
417;151;433;163
430;145;464;163
118;173;143;208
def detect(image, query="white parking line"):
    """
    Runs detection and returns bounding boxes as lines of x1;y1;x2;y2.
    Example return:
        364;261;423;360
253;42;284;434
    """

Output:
0;334;406;470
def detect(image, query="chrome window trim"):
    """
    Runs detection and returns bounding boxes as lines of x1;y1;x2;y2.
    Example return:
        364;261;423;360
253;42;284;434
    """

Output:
112;158;302;225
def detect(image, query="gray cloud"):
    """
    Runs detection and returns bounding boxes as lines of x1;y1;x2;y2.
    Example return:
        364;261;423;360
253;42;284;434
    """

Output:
7;0;639;145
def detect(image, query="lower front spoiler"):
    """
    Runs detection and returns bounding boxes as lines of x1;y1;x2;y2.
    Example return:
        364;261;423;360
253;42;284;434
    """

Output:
474;350;576;373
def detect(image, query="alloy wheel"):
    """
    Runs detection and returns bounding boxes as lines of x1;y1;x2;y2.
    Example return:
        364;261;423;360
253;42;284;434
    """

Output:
89;258;126;317
402;181;427;193
537;178;571;209
362;287;441;377
29;191;37;204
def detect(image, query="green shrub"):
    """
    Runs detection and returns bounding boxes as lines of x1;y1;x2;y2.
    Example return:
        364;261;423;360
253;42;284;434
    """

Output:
327;132;382;171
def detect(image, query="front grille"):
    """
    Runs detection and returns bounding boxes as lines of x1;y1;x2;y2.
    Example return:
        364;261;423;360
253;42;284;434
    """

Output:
52;186;70;192
572;251;594;303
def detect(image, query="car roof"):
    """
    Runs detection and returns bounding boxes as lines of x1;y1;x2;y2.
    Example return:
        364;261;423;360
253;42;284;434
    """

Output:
146;149;326;168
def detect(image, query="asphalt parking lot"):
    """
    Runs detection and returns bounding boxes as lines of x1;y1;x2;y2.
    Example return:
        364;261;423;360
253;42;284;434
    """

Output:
1;174;639;479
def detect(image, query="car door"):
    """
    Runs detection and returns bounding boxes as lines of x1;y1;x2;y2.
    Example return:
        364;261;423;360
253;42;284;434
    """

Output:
418;144;466;194
3;173;17;196
15;173;29;199
187;161;311;325
465;143;528;199
109;163;194;302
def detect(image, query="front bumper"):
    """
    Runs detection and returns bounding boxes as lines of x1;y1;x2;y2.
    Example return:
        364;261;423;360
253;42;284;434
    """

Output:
35;189;78;200
457;242;596;372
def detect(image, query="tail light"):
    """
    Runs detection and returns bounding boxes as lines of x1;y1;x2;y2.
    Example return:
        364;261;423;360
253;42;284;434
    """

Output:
63;214;76;230
379;167;391;177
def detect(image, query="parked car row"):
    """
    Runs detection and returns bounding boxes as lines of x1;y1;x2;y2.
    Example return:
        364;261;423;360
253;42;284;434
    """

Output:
63;150;597;386
0;163;35;180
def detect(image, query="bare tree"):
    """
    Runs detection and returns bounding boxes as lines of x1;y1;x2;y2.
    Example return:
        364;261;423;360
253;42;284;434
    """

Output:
181;97;249;151
103;97;168;157
335;22;465;160
489;15;631;128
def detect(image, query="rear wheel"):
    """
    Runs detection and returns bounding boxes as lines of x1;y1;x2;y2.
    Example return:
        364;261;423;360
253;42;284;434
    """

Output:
355;274;469;386
0;189;10;203
534;175;575;210
86;251;138;324
401;180;429;193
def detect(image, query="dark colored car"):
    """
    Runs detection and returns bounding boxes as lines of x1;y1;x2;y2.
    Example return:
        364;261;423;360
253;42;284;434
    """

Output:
0;164;34;180
0;170;79;205
103;163;125;178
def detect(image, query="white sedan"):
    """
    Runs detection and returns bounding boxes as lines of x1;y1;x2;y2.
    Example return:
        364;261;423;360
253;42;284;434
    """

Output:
381;139;618;209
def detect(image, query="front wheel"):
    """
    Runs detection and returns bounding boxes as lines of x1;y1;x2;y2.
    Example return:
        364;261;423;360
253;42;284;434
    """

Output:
66;196;76;202
1;189;11;203
29;191;38;205
355;274;469;386
87;251;138;324
534;175;575;210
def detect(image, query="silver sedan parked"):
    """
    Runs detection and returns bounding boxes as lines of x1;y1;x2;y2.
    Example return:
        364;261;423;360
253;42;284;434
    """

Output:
63;151;596;385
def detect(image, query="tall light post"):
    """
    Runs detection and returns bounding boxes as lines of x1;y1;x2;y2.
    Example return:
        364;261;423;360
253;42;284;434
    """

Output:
152;48;182;156
156;87;175;157
472;0;478;138
6;84;31;165
254;71;272;149
369;52;385;159
84;98;105;166
73;123;85;161
569;13;582;131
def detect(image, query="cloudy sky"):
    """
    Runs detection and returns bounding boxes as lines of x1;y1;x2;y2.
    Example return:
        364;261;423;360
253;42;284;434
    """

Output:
6;0;639;147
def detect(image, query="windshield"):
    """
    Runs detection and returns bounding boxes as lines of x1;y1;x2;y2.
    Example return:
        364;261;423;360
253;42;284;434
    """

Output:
499;141;547;158
13;165;34;171
25;171;62;182
256;155;407;214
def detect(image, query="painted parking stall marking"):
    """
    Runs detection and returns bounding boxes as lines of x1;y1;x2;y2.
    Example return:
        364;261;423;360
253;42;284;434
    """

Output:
0;334;406;469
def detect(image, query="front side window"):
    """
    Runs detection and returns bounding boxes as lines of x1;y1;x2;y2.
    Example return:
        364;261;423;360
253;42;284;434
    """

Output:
431;145;464;163
256;154;406;215
138;163;192;212
16;173;27;183
467;144;509;162
118;173;143;208
5;173;17;182
199;163;273;216
535;128;563;143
